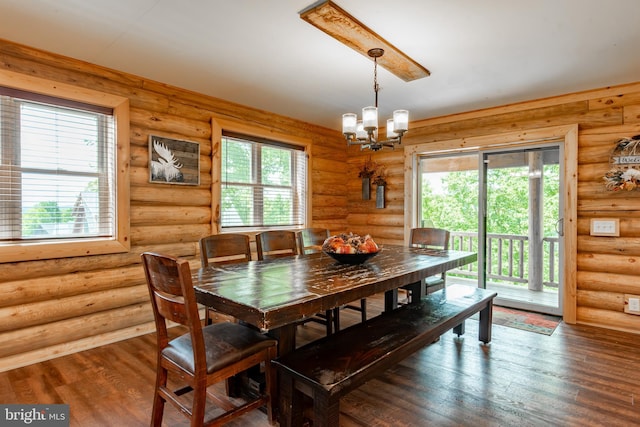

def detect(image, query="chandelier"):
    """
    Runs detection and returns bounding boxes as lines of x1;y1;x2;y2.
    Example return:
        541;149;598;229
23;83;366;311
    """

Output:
342;48;409;151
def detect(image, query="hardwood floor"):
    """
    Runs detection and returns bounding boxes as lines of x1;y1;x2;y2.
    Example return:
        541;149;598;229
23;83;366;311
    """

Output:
1;294;639;426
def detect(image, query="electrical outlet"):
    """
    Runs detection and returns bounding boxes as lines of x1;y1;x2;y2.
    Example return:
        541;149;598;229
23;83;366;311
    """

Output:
590;218;619;236
624;294;640;315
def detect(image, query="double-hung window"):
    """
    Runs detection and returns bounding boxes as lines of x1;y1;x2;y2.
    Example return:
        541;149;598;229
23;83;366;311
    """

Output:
221;131;307;229
0;72;129;263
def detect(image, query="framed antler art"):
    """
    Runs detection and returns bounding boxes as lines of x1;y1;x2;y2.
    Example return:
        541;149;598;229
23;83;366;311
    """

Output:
148;135;200;185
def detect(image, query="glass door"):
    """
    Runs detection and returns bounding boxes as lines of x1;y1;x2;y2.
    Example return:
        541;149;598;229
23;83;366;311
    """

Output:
418;153;481;287
480;145;562;315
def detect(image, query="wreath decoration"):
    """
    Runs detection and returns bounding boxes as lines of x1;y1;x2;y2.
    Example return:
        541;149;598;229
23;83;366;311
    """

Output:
603;135;640;191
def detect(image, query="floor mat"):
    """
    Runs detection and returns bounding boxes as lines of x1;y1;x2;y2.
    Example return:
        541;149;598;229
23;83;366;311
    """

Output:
473;306;561;335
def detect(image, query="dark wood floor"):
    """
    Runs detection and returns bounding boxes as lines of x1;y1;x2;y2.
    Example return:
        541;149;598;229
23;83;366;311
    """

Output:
2;294;639;426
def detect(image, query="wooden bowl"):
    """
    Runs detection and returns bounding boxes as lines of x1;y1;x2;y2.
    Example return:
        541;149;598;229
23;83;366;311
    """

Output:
323;250;379;265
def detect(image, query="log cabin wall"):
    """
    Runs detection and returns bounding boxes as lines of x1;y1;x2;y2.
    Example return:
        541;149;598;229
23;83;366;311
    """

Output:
2;36;639;372
0;39;347;372
346;81;640;335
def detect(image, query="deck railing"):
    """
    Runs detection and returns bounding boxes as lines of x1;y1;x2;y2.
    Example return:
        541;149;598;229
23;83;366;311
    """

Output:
448;231;559;290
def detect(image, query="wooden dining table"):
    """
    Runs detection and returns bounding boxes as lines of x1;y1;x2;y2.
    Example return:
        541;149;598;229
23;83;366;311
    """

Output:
193;244;477;355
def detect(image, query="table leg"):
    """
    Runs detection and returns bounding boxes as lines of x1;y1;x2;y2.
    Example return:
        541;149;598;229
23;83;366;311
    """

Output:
384;288;398;312
405;280;425;304
269;324;297;355
478;301;493;343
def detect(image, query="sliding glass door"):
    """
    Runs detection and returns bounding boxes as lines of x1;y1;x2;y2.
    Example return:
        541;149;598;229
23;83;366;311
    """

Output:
480;146;562;315
417;145;563;315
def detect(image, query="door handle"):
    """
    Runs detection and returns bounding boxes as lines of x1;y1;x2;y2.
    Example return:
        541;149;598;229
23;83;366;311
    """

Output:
555;218;564;236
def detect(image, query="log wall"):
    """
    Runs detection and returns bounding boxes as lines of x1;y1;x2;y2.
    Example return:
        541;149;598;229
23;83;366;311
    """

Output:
346;83;640;335
1;36;640;371
0;39;347;371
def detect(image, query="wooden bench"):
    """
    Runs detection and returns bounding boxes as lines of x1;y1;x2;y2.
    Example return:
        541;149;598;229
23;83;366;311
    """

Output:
272;285;497;427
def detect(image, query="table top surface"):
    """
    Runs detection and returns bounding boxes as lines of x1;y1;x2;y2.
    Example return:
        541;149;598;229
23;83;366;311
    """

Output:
194;245;477;331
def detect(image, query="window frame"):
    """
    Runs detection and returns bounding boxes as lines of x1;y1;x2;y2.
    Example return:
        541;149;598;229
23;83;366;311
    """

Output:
212;118;311;233
0;69;130;263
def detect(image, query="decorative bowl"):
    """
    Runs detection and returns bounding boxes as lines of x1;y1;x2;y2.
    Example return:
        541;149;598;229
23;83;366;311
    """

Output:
323;250;379;265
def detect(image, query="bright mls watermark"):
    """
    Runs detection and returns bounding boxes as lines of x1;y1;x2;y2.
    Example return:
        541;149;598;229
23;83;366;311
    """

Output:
1;405;69;426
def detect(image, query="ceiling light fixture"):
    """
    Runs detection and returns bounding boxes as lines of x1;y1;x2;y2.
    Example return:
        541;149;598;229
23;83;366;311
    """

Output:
342;48;408;151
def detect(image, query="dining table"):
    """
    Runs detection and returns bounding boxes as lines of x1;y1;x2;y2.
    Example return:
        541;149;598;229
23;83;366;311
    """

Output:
193;244;478;355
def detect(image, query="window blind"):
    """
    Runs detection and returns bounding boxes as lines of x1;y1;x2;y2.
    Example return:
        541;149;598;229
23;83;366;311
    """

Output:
221;132;307;229
0;88;116;242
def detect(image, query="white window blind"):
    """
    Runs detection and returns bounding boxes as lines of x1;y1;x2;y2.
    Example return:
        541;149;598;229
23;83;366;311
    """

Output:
221;132;307;229
0;87;116;242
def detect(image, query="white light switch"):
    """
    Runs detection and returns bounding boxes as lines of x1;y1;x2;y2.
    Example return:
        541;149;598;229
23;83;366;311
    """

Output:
590;218;619;236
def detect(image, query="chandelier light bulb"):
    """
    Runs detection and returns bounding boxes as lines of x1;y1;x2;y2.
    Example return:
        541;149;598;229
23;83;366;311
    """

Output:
393;110;409;133
355;120;367;140
362;106;378;131
342;113;357;135
386;118;395;139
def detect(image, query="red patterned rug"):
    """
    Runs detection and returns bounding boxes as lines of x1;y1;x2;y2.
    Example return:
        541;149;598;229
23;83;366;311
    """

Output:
474;306;561;335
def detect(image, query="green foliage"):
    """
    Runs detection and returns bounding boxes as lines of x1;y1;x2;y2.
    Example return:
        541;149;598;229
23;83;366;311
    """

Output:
23;201;72;236
221;139;295;226
262;146;291;186
420;161;560;287
486;168;529;234
421;170;479;232
264;191;293;225
421;165;560;237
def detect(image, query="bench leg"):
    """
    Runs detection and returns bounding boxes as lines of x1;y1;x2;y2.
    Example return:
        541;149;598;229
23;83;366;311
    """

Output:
478;300;493;343
278;372;305;427
314;393;340;427
453;320;465;336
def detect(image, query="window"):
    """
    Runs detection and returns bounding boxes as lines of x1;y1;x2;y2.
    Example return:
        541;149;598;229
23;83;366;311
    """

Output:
221;131;307;229
0;71;129;263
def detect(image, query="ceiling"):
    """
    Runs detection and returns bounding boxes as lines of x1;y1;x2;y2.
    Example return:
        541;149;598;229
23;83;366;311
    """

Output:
1;0;640;130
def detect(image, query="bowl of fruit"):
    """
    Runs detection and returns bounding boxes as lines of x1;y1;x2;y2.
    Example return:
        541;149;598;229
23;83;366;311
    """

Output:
322;233;380;265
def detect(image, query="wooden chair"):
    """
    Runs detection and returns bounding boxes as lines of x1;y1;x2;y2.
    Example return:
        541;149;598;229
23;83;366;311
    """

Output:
256;230;338;336
200;233;252;267
256;230;299;260
199;233;252;324
297;227;330;255
297;228;368;326
402;227;451;303
141;252;277;426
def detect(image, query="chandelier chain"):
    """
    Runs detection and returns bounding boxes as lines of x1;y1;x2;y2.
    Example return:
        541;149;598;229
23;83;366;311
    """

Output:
373;56;379;108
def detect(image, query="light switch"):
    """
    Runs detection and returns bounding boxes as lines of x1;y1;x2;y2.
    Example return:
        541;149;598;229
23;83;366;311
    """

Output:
590;218;619;236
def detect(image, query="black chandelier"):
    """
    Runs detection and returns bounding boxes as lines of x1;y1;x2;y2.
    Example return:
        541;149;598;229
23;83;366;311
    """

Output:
342;48;409;151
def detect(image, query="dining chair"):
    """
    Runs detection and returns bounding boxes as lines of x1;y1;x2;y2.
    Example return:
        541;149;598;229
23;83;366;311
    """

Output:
297;227;368;326
256;230;339;336
296;227;330;255
141;251;277;426
200;233;252;267
255;230;299;260
199;233;252;324
402;227;451;303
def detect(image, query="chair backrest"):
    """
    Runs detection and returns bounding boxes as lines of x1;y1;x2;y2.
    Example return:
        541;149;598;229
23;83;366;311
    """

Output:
256;230;298;260
141;252;205;359
409;227;450;250
199;233;251;267
297;228;330;255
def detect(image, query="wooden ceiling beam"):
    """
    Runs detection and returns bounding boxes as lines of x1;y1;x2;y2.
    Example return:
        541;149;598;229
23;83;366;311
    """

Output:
300;0;430;82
